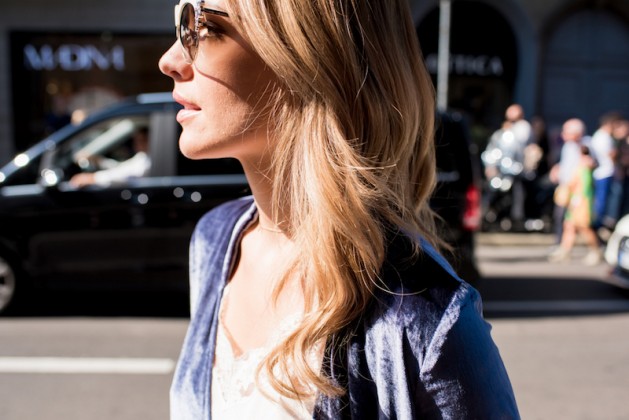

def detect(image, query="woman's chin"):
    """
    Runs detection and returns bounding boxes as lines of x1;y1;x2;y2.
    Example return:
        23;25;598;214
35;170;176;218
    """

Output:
177;128;264;162
178;138;232;161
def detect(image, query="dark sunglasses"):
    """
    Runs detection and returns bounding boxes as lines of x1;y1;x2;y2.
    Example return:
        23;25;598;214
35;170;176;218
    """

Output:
174;0;229;63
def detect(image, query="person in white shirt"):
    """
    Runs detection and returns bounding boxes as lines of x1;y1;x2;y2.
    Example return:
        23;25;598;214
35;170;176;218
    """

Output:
69;127;151;187
505;104;532;147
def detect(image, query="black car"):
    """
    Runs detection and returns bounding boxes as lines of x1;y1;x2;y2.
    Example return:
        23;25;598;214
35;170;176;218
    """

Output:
0;93;480;314
432;112;482;283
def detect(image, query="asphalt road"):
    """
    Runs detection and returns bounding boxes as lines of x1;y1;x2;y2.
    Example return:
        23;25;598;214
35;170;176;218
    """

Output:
0;290;189;420
477;235;629;420
0;234;628;419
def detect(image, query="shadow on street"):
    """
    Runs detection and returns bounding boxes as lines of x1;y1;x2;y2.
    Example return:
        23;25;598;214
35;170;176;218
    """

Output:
6;289;190;318
479;275;629;319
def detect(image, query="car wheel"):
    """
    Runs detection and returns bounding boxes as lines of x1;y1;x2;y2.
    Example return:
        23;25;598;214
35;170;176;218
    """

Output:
0;255;18;314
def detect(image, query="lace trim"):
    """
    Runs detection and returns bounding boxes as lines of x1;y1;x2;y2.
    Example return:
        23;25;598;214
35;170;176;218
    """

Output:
214;289;303;400
212;283;316;407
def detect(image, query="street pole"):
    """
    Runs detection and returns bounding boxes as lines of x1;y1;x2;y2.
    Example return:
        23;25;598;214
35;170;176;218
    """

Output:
437;0;451;112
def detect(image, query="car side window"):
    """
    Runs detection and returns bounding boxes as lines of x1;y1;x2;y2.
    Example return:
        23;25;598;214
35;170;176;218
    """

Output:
41;116;151;186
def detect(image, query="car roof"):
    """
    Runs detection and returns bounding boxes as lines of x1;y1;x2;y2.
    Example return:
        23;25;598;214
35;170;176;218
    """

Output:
136;92;175;105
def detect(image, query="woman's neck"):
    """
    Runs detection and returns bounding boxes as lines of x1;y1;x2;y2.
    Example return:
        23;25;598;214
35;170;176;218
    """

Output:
240;158;290;236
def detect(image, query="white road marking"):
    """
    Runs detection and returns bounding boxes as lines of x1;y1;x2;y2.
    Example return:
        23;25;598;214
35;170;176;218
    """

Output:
484;300;629;313
0;357;175;374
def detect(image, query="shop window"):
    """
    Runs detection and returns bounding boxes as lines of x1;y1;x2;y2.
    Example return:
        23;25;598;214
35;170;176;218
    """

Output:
9;32;173;153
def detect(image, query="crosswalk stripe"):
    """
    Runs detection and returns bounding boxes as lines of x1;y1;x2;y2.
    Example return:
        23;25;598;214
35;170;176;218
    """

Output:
0;357;175;374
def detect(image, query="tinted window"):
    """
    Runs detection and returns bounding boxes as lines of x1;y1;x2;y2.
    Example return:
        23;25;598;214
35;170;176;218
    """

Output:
44;116;150;183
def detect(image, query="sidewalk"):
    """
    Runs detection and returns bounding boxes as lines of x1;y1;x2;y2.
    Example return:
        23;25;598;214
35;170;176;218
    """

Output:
476;231;599;247
477;232;556;247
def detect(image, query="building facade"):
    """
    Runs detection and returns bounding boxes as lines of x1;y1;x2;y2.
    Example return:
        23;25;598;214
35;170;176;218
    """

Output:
412;0;629;148
0;0;175;163
0;0;628;163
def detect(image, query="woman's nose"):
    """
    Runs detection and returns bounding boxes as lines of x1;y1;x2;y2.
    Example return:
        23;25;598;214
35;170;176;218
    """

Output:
159;42;193;81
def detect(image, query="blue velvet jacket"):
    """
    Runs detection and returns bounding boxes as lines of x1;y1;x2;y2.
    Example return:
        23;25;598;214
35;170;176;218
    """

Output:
170;197;520;419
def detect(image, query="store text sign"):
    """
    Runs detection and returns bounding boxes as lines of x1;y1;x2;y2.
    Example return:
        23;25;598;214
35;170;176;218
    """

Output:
23;44;125;71
425;53;504;77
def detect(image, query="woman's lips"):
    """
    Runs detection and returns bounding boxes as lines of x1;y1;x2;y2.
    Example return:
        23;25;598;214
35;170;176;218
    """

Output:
173;92;201;123
176;108;201;123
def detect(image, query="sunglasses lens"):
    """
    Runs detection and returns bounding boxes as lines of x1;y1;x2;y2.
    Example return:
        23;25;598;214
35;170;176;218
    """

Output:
178;3;197;62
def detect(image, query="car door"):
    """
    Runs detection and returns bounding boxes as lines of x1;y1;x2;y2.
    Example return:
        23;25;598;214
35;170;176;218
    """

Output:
1;99;250;292
15;109;171;289
103;110;250;290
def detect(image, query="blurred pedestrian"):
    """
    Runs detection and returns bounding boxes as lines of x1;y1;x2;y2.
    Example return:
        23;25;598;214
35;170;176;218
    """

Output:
548;145;601;265
549;118;587;244
529;115;551;178
589;112;624;231
606;118;629;225
159;0;519;418
523;116;551;222
505;104;533;146
482;104;532;229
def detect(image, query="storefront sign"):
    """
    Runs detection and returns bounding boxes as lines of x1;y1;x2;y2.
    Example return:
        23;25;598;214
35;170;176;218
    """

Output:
23;44;125;71
425;53;504;77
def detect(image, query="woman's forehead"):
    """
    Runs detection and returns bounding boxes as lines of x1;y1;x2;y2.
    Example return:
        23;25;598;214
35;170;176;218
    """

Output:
203;0;224;9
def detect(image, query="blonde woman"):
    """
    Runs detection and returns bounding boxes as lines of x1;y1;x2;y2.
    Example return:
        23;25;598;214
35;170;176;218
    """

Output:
159;0;519;418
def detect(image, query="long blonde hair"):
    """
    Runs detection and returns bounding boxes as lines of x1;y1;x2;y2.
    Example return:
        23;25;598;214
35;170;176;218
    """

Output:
226;0;438;399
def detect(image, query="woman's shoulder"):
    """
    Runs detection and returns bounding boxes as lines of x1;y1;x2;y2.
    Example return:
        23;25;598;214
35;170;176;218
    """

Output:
189;195;255;282
368;232;481;334
193;196;255;243
187;196;256;315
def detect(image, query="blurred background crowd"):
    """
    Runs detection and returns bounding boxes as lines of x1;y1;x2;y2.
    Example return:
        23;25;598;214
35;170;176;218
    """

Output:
480;104;628;264
481;106;629;232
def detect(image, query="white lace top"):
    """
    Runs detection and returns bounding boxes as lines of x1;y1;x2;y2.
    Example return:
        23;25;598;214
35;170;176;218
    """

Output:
211;283;320;419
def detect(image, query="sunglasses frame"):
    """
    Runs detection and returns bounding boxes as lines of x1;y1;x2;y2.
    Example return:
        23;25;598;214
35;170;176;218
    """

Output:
174;0;229;63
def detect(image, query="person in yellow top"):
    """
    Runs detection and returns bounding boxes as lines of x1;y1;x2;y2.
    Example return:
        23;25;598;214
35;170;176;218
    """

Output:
549;145;601;265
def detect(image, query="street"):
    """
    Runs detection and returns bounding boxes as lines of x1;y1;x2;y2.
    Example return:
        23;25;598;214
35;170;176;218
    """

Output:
477;237;629;420
0;292;189;420
1;236;628;419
